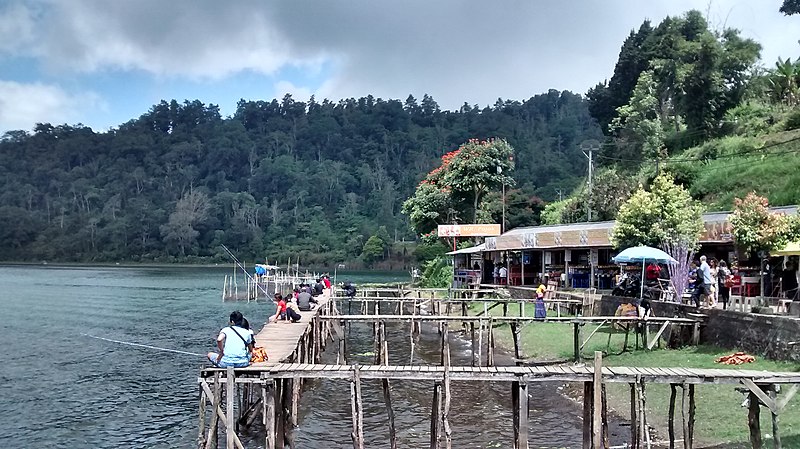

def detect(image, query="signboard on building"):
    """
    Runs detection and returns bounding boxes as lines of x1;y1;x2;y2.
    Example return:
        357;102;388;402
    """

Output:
437;224;502;237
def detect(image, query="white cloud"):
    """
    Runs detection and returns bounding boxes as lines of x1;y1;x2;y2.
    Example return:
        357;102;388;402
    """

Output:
273;80;313;102
0;1;37;54
0;80;104;132
1;0;798;114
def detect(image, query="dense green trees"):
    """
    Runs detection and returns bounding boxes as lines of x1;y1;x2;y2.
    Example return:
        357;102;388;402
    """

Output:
0;92;599;264
588;11;761;164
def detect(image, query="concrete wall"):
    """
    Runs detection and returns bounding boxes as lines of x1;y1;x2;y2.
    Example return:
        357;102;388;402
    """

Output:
596;295;800;362
703;309;800;363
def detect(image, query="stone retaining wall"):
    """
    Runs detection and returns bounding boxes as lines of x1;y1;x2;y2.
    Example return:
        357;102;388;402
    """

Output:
596;295;800;362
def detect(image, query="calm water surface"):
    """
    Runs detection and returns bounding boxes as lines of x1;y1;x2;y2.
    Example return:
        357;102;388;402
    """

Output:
0;265;619;448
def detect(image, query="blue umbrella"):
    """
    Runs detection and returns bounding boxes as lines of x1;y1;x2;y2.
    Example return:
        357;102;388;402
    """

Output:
613;246;677;299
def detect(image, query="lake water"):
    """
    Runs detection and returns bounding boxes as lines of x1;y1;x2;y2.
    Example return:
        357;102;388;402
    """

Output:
0;265;620;448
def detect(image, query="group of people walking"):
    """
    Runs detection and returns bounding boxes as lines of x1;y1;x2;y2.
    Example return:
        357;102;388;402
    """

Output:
207;275;333;368
690;255;732;309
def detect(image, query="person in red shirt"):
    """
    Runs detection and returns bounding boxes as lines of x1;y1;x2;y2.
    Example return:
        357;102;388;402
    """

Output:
270;293;301;323
645;263;661;282
322;275;332;289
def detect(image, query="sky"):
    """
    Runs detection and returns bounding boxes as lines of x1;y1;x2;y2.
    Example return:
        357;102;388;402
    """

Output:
0;0;798;134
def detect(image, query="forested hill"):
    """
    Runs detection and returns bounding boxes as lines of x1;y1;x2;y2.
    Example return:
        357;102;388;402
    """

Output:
0;91;601;264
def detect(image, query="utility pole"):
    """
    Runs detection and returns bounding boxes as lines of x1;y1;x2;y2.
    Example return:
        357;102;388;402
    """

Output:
497;165;506;233
580;140;601;222
555;188;563;202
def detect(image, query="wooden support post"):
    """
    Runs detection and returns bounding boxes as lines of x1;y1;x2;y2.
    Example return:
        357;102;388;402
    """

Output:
291;377;300;427
206;373;221;449
275;379;285;449
487;318;495;367
470;322;476;367
338;321;347;365
226;367;235;449
749;390;762;449
518;382;529;449
350;365;365;449
688;384;695;447
382;376;397;449
668;384;677;449
512;381;520;448
592;352;602;449
511;323;522;366
430;382;442;449
642;321;649;350
573;321;580;363
770;386;781;449
583;382;593;449
477;319;484;367
640;379;651;449
198;383;207;449
630;383;638;449
601;384;609;449
691;322;700;346
442;364;452;449
264;381;275;449
681;384;690;449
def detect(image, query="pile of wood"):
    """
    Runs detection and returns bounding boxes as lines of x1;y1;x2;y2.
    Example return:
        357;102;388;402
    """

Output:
715;352;755;365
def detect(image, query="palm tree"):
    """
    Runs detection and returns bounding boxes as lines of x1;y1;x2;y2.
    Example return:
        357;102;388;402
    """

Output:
771;57;800;105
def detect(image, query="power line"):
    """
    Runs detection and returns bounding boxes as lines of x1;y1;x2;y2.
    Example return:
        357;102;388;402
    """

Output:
594;135;800;164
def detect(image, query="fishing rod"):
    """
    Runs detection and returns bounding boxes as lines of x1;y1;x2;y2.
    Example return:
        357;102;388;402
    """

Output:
83;333;206;357
220;244;272;298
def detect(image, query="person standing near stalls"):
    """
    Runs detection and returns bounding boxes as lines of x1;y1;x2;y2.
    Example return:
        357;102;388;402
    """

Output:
709;258;719;307
207;311;254;368
499;265;508;285
534;277;548;319
718;260;732;310
692;256;712;308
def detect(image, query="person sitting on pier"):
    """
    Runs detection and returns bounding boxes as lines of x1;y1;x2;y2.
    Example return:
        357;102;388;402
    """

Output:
270;293;301;323
313;278;325;296
322;275;332;290
297;288;318;311
207;311;254;368
343;281;357;298
285;297;303;322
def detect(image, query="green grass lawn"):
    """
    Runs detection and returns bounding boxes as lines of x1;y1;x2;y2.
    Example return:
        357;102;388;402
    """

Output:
464;301;800;448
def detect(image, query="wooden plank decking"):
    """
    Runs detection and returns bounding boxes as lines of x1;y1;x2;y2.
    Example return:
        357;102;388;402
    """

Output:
248;292;330;368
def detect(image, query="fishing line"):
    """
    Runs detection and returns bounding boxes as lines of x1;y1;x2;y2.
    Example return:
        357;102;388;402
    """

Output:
82;333;206;357
221;244;272;298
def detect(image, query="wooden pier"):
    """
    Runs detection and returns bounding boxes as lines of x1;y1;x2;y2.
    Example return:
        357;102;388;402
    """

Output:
197;287;800;449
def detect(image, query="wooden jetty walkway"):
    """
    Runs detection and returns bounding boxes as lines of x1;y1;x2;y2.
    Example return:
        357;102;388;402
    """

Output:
197;287;799;449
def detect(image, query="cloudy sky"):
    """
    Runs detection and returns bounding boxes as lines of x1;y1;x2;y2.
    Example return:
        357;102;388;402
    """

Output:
0;0;798;133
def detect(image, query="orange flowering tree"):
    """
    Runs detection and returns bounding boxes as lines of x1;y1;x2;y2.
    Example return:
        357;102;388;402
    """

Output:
730;192;799;302
402;139;515;239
